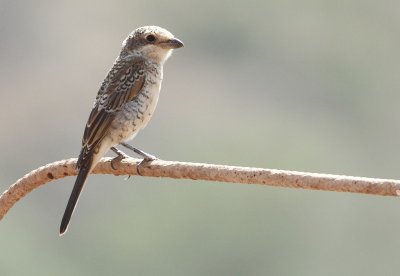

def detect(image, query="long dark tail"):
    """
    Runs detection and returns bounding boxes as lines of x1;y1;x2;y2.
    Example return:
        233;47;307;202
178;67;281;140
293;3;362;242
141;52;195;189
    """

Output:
59;166;91;235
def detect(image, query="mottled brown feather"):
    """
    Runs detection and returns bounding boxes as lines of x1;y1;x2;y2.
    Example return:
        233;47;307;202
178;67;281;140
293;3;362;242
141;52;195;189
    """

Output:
77;59;146;169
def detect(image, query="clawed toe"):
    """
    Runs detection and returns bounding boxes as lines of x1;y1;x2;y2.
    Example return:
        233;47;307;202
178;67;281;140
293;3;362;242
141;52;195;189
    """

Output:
111;155;126;170
136;157;157;176
144;155;157;162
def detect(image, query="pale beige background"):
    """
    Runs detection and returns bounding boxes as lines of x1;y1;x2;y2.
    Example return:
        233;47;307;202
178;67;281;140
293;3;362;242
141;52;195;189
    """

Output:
1;0;400;275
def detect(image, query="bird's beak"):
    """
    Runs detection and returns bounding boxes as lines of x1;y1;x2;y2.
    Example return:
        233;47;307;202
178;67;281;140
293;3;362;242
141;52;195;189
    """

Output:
161;38;184;49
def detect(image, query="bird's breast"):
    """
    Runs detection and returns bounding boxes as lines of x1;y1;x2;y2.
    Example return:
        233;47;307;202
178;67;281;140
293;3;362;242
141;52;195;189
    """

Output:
109;78;162;143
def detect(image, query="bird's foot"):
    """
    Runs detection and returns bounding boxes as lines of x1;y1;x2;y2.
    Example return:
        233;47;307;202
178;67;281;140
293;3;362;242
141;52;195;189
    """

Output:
119;142;158;175
136;156;157;176
110;147;130;170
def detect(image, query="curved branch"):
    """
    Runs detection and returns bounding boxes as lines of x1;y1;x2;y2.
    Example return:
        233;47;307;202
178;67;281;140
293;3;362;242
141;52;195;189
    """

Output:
2;157;400;220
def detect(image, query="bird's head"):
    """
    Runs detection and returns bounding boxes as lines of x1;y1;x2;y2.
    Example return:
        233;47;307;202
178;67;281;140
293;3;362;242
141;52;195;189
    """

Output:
121;26;184;63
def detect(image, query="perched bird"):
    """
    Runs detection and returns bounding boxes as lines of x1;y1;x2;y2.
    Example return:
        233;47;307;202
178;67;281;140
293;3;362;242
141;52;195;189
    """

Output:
60;26;183;235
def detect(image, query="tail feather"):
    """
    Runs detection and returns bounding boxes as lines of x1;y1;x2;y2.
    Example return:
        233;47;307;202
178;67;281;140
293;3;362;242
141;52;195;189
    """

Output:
59;166;91;235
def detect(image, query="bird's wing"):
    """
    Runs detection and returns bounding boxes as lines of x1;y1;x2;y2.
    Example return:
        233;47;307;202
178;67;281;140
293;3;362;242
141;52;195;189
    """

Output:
77;59;146;169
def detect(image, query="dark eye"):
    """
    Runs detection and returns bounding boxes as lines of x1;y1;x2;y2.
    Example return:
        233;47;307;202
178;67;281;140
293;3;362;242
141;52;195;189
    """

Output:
146;34;156;42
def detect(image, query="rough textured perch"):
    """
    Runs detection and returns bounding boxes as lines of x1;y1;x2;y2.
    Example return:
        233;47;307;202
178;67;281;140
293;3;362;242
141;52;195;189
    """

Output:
1;157;400;220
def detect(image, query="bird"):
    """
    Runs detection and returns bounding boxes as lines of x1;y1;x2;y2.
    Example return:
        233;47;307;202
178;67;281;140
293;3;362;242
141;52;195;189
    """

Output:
60;26;183;235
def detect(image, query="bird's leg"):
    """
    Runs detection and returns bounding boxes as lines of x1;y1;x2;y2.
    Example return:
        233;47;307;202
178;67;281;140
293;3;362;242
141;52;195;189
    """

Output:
110;147;130;170
120;142;157;176
120;142;157;161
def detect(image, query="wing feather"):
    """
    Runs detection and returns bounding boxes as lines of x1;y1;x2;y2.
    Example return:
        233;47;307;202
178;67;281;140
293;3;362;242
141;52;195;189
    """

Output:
77;59;146;169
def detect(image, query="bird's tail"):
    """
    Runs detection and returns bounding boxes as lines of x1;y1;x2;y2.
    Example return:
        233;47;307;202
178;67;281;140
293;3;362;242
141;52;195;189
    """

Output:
59;165;91;235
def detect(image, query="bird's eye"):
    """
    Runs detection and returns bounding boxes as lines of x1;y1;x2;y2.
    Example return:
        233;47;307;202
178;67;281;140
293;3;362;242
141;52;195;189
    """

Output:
146;35;156;42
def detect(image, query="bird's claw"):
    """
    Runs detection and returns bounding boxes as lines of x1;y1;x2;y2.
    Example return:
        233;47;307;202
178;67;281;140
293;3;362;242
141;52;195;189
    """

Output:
136;156;157;176
111;154;127;170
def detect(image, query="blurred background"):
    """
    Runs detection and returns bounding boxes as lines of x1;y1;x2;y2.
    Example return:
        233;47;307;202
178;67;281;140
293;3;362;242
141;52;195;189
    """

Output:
1;0;400;275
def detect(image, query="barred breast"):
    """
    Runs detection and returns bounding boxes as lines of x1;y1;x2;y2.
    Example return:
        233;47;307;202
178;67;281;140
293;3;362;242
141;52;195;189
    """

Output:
108;63;163;144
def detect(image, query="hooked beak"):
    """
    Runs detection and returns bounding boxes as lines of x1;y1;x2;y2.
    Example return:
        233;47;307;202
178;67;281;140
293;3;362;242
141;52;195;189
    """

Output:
161;38;184;49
